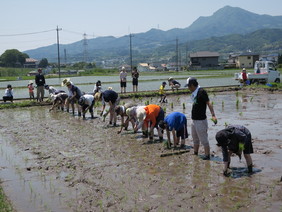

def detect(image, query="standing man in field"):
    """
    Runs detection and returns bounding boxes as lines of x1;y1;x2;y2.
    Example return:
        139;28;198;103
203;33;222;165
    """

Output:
185;77;217;160
35;68;45;102
119;66;127;93
131;67;139;92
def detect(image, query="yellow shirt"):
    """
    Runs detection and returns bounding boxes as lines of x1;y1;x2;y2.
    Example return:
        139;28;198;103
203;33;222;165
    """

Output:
159;85;165;95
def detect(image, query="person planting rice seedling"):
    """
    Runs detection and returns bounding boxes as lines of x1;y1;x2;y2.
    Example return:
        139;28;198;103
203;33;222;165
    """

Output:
65;81;82;116
115;103;137;134
95;89;120;126
159;112;189;149
49;92;68;112
168;77;181;92
215;125;254;177
78;94;95;119
134;104;164;142
44;85;65;95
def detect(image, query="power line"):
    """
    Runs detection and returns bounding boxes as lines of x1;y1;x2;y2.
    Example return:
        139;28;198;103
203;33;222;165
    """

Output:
0;29;55;37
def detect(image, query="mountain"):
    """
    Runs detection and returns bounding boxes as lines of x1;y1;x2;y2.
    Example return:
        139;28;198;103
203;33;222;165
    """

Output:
24;6;282;63
186;6;282;38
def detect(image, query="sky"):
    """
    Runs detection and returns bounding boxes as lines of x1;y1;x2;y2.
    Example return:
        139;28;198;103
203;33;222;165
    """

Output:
0;0;281;55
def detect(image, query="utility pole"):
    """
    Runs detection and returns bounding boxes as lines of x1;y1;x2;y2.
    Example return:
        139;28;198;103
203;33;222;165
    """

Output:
186;42;189;67
179;49;182;71
56;26;62;79
176;38;179;71
64;48;67;65
129;33;134;71
83;33;88;63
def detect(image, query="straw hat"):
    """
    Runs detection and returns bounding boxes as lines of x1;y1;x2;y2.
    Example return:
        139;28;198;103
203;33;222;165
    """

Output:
29;80;33;84
94;92;102;101
61;78;71;86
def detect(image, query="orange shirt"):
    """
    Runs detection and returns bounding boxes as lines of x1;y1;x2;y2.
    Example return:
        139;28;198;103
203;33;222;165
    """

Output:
144;104;160;128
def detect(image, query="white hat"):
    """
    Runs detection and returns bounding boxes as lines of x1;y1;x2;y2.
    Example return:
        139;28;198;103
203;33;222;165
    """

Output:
136;107;146;122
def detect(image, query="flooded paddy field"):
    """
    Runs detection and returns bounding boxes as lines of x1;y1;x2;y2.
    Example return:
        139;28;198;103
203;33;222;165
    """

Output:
0;90;282;211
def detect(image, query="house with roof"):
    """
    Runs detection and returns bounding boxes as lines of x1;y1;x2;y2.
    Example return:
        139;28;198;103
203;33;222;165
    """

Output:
260;53;279;64
189;51;220;70
137;63;158;72
236;53;259;68
24;58;39;68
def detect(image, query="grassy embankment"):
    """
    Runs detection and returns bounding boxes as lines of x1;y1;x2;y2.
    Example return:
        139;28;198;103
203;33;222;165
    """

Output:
1;82;282;110
0;185;13;212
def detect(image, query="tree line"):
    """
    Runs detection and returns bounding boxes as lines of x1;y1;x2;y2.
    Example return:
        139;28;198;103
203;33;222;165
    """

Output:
0;49;48;68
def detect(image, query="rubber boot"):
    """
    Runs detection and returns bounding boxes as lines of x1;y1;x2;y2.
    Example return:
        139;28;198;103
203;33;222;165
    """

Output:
248;164;253;173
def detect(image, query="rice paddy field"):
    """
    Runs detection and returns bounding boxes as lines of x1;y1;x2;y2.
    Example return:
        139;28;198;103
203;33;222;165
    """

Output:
0;89;282;211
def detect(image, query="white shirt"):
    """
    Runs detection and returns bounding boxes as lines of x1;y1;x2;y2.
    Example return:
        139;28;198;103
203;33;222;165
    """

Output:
4;89;13;97
84;94;94;106
120;71;127;82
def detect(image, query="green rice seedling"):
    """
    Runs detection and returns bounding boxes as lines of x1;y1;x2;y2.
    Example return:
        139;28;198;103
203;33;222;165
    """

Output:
224;122;228;127
250;96;254;102
170;102;173;109
238;143;245;151
236;99;239;109
29;182;33;194
236;91;239;97
211;101;214;106
182;103;186;109
222;101;224;108
239;112;243;116
163;107;166;113
122;101;125;105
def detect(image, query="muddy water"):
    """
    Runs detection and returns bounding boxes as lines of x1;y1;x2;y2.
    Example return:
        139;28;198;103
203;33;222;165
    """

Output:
0;90;282;211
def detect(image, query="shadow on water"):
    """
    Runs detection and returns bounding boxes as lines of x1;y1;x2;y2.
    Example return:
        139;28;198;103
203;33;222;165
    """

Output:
198;154;223;162
230;167;262;179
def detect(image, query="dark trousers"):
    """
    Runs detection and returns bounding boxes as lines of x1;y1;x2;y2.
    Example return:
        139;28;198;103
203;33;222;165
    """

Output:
3;96;13;102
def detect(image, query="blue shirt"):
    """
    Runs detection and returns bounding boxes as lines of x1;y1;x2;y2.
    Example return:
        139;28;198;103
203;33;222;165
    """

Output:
164;112;187;131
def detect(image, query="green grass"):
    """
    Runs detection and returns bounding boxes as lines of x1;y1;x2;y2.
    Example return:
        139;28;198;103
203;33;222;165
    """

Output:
248;82;282;89
0;185;13;212
0;101;42;110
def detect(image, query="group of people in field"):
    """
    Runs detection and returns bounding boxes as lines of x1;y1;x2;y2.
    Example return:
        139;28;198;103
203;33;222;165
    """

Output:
2;67;254;177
